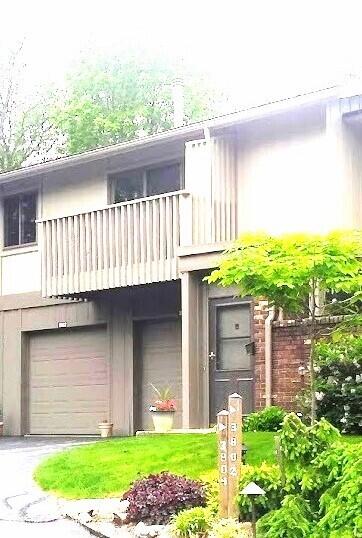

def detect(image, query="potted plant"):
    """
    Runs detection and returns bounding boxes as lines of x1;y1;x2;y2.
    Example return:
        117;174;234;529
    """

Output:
98;419;113;438
149;385;176;433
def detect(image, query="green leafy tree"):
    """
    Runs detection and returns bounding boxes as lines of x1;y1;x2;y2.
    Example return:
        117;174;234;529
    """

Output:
0;44;59;172
54;54;223;156
207;231;362;422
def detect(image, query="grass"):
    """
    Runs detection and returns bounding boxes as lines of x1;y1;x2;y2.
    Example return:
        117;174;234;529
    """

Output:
34;432;274;499
34;432;362;499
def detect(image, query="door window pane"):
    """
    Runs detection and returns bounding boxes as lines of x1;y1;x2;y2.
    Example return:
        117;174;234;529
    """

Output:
218;304;250;338
218;337;251;370
216;303;251;371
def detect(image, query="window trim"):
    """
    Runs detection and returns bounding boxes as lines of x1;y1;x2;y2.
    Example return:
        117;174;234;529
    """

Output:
108;159;184;204
3;190;38;249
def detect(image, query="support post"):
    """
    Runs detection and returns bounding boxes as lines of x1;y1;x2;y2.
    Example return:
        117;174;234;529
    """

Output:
227;393;243;518
217;410;229;518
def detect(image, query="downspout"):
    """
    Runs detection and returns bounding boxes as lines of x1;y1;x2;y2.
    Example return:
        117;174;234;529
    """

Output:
265;306;276;407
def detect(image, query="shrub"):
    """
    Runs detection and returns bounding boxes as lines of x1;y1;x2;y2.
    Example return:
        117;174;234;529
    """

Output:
237;463;283;520
199;470;219;517
312;443;362;537
315;334;362;434
209;518;252;538
123;472;206;525
257;495;314;538
243;406;286;432
255;414;362;537
171;506;214;537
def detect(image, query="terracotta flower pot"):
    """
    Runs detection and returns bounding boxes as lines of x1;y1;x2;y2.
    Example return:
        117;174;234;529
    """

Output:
151;411;175;433
98;422;113;438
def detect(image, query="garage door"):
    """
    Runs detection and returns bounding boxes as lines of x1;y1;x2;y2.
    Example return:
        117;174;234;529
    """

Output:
138;319;182;430
29;325;109;434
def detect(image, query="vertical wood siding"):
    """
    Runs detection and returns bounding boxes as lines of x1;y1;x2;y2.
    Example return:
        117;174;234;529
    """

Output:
39;192;182;296
182;136;238;247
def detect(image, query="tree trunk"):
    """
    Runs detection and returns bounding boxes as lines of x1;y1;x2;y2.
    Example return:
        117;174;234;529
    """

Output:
310;283;317;424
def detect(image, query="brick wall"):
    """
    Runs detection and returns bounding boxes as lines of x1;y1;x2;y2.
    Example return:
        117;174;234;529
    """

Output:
271;322;310;409
253;305;340;411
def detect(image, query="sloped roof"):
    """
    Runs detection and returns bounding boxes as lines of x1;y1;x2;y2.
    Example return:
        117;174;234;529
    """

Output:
0;85;338;183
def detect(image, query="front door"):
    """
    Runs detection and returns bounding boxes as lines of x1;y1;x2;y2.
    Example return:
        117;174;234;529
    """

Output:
209;298;254;422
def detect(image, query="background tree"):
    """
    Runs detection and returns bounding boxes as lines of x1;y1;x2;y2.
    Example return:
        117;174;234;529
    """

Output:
0;44;59;172
207;231;362;423
54;53;224;155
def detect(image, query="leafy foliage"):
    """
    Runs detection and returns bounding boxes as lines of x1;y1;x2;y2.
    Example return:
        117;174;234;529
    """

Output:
256;414;362;537
199;469;219;517
171;506;214;537
54;53;221;155
207;232;362;316
315;334;362;433
0;44;59;172
207;231;362;422
313;444;362;537
123;472;206;525
278;414;340;499
243;406;286;432
257;495;314;537
237;463;283;520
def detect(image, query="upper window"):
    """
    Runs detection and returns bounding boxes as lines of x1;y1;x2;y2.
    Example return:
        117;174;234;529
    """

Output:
112;162;182;204
4;192;37;247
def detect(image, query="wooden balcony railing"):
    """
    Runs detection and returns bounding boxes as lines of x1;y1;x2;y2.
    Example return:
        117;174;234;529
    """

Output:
38;191;185;297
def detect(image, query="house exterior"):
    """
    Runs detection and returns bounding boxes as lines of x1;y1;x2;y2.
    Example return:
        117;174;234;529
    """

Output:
1;84;362;436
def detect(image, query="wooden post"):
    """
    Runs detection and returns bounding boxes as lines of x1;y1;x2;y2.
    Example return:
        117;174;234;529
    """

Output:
217;410;229;518
227;393;243;518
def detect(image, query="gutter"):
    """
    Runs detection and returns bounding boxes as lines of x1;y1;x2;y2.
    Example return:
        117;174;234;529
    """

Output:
264;306;276;407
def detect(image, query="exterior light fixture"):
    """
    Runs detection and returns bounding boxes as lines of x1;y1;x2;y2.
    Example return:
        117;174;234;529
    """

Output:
298;365;306;376
240;481;266;538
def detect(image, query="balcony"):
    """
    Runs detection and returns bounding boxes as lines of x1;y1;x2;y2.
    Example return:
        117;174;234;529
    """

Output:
38;191;186;297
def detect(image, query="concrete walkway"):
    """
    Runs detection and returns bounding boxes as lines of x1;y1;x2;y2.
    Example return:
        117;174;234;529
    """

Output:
0;436;96;536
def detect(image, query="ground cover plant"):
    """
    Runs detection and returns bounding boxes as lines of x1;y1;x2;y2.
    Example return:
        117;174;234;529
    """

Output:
124;472;205;524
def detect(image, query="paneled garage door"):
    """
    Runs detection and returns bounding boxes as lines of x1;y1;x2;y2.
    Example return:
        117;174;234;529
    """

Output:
138;319;182;430
28;325;109;434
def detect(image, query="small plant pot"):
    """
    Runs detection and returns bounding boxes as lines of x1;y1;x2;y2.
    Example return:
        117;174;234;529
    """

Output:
151;411;175;433
98;422;113;438
0;422;3;436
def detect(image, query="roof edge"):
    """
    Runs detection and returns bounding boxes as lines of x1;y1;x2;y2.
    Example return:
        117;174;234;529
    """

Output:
0;84;339;183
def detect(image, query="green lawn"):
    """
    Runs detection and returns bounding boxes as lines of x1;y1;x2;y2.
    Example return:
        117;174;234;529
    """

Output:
34;432;362;499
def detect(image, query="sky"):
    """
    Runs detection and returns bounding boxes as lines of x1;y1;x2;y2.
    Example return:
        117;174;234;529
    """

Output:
2;0;362;109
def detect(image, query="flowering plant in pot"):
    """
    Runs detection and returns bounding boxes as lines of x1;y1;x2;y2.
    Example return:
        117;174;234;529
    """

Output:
149;385;176;433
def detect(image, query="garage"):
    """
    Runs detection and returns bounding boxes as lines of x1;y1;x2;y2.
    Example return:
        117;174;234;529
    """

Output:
28;325;109;434
136;319;182;431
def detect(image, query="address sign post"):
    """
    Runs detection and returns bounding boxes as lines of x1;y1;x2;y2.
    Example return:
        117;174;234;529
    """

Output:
217;393;243;518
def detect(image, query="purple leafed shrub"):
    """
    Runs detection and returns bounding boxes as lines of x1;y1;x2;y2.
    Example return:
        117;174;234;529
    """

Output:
123;472;206;525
